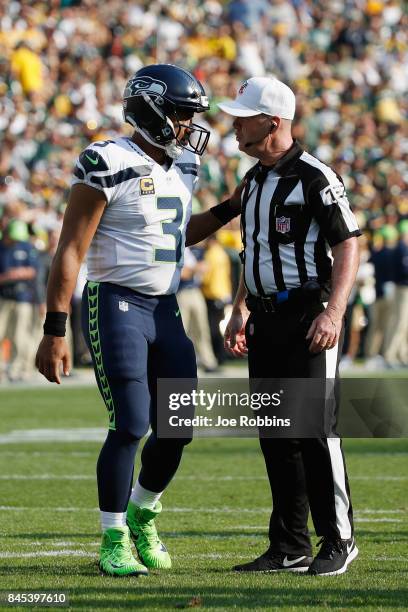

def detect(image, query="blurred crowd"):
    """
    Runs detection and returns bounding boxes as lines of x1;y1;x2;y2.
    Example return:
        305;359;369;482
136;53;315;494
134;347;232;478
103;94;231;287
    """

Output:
0;0;407;380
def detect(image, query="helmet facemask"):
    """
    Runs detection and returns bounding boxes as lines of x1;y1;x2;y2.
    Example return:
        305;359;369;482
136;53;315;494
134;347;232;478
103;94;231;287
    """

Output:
175;120;210;157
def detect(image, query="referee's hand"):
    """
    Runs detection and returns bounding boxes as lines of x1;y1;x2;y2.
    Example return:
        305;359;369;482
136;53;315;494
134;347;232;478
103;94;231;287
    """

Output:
306;311;342;353
224;309;249;357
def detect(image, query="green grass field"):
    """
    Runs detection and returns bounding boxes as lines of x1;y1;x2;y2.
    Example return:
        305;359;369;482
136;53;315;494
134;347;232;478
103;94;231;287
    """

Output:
0;384;407;611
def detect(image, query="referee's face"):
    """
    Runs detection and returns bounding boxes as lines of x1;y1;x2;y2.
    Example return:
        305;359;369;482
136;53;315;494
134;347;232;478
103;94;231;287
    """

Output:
233;114;275;154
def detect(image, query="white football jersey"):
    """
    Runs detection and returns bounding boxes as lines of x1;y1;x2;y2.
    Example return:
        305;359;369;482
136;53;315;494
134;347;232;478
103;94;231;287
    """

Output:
72;137;200;295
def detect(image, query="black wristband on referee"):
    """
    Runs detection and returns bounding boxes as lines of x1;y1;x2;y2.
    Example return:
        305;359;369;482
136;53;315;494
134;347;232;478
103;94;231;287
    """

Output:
209;199;239;225
43;312;68;337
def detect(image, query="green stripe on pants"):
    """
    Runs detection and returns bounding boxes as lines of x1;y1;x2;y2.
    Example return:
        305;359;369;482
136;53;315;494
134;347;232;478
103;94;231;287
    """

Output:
87;281;116;430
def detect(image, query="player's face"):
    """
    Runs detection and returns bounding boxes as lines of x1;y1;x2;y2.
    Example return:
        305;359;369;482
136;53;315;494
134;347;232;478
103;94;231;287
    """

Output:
173;110;195;144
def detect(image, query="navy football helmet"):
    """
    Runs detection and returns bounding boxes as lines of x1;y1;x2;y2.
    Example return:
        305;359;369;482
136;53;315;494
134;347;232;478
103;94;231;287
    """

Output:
123;64;210;159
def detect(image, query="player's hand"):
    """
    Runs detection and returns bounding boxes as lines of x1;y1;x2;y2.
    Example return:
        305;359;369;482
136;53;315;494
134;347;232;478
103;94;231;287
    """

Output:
306;310;342;354
35;336;71;384
224;308;249;358
229;177;248;215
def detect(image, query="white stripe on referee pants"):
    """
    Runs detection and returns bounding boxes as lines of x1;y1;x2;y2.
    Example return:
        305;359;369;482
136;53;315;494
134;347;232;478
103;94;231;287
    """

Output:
325;340;352;539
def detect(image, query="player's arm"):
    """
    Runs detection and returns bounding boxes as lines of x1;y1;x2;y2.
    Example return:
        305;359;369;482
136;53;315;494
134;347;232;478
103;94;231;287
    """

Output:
35;184;106;383
185;179;246;246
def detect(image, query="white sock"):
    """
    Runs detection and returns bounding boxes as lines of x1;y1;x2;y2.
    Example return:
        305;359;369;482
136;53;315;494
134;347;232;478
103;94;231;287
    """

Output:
100;511;126;532
129;480;163;510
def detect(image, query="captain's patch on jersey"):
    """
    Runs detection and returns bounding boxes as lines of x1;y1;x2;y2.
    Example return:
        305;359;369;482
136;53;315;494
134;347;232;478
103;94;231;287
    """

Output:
140;177;155;195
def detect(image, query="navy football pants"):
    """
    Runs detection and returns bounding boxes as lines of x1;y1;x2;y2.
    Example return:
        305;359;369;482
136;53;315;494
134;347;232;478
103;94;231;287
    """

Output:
81;281;196;512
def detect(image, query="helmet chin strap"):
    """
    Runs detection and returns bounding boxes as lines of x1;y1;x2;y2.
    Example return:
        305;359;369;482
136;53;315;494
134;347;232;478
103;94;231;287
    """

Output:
134;126;183;160
125;111;184;160
164;141;184;159
138;93;184;159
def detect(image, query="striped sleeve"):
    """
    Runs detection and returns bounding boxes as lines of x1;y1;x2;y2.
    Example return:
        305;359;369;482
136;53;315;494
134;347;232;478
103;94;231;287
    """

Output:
307;174;361;246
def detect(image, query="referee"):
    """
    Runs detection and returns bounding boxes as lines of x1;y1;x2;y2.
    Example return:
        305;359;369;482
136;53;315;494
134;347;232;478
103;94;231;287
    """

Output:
219;77;361;576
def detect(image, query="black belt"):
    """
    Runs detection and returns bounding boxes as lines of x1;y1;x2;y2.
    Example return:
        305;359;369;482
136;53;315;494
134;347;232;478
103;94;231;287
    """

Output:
245;281;327;313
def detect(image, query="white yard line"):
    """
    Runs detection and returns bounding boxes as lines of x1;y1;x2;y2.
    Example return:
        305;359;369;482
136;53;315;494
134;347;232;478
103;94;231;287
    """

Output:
1;427;408;448
0;451;94;457
354;518;402;523
1;550;94;559
354;452;408;456
1;449;406;457
0;475;93;480
0;506;94;512
0;474;407;482
1;550;406;562
0;505;406;519
0;429;106;444
177;475;407;481
352;476;408;481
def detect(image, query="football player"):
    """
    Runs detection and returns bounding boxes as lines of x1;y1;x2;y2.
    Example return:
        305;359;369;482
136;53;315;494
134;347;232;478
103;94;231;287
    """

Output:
35;64;243;577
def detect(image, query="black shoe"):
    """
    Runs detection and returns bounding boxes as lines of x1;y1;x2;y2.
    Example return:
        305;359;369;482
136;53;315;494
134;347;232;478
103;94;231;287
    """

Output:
233;549;312;573
308;537;358;576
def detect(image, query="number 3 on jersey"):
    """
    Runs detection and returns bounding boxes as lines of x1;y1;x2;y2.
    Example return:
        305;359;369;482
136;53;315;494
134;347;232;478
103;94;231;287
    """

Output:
154;197;183;264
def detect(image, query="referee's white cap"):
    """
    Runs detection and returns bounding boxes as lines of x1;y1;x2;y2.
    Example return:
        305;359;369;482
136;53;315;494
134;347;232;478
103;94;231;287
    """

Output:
218;77;296;120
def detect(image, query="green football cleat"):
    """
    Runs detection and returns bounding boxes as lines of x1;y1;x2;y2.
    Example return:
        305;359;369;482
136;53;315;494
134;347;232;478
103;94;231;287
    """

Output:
99;526;149;577
127;501;172;569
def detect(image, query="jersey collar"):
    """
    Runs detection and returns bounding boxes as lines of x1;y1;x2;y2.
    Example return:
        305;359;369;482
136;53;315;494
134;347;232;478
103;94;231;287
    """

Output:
256;140;304;178
124;137;175;171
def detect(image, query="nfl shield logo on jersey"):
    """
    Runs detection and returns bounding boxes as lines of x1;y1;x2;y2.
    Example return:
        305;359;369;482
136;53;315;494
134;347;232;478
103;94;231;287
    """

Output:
119;301;129;312
276;216;291;233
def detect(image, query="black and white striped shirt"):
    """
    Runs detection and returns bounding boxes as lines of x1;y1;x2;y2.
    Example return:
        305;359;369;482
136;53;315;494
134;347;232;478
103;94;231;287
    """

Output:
241;141;361;296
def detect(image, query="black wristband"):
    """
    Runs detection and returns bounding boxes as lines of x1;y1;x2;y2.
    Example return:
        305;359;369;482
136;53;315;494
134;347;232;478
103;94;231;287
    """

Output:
43;312;68;337
209;199;239;225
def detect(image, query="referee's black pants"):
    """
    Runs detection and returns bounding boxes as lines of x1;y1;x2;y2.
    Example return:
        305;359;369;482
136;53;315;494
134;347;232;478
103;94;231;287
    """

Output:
246;303;354;556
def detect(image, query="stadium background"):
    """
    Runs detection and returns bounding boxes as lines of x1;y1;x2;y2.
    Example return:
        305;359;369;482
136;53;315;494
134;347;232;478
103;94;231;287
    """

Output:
0;1;407;609
0;0;407;378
